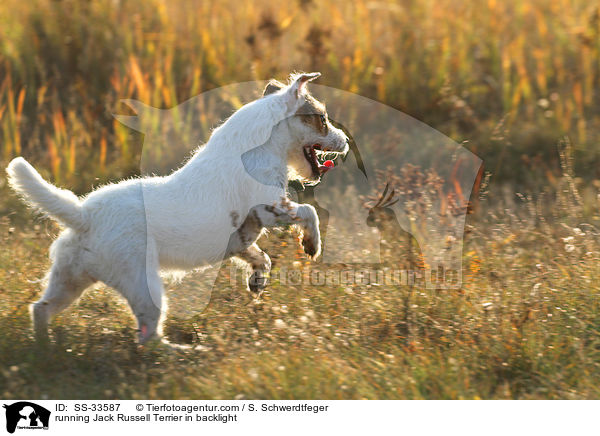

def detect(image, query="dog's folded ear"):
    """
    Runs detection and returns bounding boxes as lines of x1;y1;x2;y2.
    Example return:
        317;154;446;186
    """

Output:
269;72;321;114
263;80;285;96
289;72;321;98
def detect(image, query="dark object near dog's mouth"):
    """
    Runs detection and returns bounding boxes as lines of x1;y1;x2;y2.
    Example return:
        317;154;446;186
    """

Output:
303;144;337;177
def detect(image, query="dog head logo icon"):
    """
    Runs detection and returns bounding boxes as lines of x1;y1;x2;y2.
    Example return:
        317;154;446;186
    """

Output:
3;402;50;433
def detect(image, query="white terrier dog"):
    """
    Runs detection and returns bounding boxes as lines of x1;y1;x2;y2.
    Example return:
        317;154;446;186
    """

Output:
6;72;349;344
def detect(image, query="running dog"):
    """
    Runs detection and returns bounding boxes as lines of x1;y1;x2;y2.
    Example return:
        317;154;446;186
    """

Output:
6;72;349;344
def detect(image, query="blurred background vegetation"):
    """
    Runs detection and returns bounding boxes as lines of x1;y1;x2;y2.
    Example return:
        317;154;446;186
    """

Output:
0;0;599;191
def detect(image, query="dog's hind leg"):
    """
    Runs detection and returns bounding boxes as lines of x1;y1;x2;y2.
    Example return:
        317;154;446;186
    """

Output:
113;242;165;344
32;256;95;342
115;268;164;344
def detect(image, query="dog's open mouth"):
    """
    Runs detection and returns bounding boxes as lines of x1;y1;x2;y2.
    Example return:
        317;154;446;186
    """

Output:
303;144;339;177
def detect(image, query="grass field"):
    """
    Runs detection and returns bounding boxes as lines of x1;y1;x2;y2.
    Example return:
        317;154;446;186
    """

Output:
2;149;600;399
1;0;600;399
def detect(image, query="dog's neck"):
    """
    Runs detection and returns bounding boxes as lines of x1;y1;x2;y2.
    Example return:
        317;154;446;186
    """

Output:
240;134;290;189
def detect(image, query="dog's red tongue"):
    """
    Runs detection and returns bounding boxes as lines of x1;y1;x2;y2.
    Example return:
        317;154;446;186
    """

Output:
319;159;335;174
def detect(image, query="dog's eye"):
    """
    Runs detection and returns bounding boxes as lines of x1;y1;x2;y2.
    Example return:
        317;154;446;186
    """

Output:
319;115;326;125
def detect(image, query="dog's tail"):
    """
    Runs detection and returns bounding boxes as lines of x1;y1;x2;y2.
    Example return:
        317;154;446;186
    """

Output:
6;157;88;231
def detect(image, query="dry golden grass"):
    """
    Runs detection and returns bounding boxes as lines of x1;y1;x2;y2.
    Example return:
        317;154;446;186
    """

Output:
2;144;600;399
0;0;599;186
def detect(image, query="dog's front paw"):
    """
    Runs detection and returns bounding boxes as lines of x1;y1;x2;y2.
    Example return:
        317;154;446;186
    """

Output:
297;204;321;259
248;271;268;296
301;228;321;259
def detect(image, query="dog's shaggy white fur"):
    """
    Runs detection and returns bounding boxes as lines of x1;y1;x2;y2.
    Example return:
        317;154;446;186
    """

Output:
6;72;348;344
